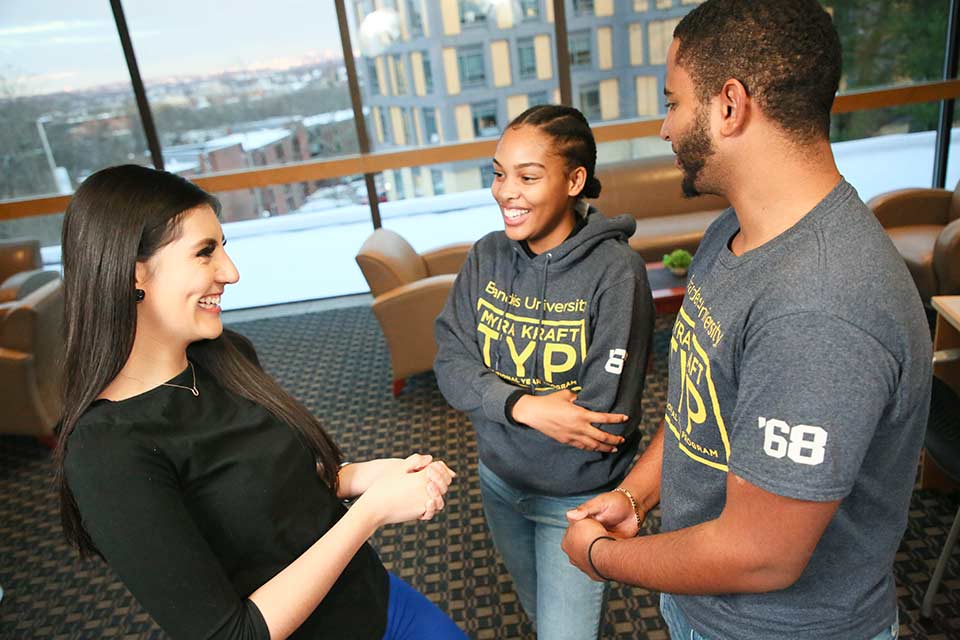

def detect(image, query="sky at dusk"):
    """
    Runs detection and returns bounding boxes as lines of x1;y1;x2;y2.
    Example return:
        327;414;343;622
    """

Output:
0;0;355;95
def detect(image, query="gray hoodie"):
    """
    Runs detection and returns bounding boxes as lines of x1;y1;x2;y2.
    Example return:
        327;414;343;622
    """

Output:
434;210;655;495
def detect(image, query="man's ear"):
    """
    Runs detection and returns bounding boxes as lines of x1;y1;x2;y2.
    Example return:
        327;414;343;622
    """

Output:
567;166;587;197
717;78;750;137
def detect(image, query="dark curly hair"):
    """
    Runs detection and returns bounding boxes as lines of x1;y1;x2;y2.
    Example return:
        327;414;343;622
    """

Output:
507;104;602;199
674;0;841;143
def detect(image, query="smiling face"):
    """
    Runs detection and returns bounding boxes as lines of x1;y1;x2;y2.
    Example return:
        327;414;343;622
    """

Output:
135;205;239;350
661;38;718;198
491;125;585;255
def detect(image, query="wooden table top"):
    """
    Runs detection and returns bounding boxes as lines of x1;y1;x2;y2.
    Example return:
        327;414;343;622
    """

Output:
646;261;687;314
932;296;960;332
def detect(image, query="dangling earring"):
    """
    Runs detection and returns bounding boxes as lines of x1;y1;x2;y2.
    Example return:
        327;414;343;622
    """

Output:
135;289;145;302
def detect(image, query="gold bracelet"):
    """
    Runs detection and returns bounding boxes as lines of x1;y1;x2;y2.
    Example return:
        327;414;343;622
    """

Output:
614;487;643;536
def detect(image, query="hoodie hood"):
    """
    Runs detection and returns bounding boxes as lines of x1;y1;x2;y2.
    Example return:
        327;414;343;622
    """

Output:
508;206;636;272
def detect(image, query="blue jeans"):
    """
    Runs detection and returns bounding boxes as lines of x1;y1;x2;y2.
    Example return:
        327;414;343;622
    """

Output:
384;572;466;639
478;461;608;640
659;593;899;640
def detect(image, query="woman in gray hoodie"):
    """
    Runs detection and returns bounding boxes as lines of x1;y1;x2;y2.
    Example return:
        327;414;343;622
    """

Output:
434;105;655;639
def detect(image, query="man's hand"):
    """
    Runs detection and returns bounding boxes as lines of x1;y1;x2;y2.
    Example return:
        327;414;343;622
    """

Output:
512;389;627;452
561;517;614;581
567;490;642;538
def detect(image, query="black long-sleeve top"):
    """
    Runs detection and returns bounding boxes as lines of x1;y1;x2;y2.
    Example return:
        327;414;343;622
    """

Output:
64;362;388;639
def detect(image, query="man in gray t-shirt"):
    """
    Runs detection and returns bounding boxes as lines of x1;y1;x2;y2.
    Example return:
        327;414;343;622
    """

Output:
561;1;932;639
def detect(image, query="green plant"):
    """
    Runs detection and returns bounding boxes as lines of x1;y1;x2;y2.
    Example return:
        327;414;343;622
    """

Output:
663;249;692;270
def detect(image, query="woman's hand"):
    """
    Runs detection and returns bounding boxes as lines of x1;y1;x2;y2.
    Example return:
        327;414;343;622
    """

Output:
511;390;628;452
353;454;457;526
336;454;434;500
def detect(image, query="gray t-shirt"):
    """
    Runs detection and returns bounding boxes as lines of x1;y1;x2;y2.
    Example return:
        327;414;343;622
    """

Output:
661;179;931;640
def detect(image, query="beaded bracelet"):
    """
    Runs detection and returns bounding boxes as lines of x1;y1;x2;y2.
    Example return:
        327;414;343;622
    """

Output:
614;486;644;536
588;535;616;581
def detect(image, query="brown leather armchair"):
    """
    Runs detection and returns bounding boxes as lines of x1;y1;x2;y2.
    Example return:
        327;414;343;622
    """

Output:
0;278;64;440
356;229;471;396
867;186;960;304
593;156;729;262
0;238;59;303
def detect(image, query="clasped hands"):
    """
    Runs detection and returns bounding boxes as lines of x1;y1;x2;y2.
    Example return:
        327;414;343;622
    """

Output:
347;454;457;526
562;487;644;581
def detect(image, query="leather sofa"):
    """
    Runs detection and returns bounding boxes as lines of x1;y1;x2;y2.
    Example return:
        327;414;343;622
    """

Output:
867;186;960;305
0;238;59;303
356;229;471;396
592;155;729;262
0;278;64;440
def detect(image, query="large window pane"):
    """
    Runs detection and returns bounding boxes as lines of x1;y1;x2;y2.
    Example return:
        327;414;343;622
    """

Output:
375;162;503;253
832;104;939;201
351;0;559;245
597;135;671;166
0;212;65;257
563;0;697;126
944;123;960;189
123;0;359;182
121;0;369;306
0;1;150;206
212;180;373;309
832;2;948;91
595;103;941;204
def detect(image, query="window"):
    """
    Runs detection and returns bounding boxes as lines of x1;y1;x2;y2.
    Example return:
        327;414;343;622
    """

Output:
393;54;408;95
423;109;440;144
431;168;445;194
407;0;424;36
366;60;381;94
403;108;415;146
528;91;549;107
578;84;601;121
123;0;359;231
518;38;538;80
569;31;593;68
573;0;595;16
381;109;394;144
459;0;488;26
393;169;406;199
481;163;496;188
423;55;434;93
520;0;540;20
458;46;486;88
472;101;499;138
0;4;150;203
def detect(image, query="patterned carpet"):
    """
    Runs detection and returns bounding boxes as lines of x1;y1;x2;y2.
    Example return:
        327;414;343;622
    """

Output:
0;306;958;639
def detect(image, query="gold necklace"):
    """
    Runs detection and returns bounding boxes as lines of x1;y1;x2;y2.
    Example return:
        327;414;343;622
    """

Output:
161;361;199;397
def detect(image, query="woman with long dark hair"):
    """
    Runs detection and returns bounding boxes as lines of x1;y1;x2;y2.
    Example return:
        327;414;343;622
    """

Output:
54;164;465;640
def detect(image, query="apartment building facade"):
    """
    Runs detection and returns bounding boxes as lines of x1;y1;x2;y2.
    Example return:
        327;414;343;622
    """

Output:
356;0;702;201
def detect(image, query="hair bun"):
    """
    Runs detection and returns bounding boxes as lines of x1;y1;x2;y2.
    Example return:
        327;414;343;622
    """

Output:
583;176;602;199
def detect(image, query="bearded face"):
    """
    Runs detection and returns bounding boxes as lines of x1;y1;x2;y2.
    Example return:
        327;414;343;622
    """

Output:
674;104;716;198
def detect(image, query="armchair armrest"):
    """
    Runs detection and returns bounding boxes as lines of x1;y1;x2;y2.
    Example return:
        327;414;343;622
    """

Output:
422;243;472;276
867;188;952;228
0;269;60;303
371;274;456;380
0;347;57;436
934;217;960;296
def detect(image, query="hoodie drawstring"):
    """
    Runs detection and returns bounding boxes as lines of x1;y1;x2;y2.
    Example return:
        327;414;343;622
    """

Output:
496;248;521;371
530;252;551;392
